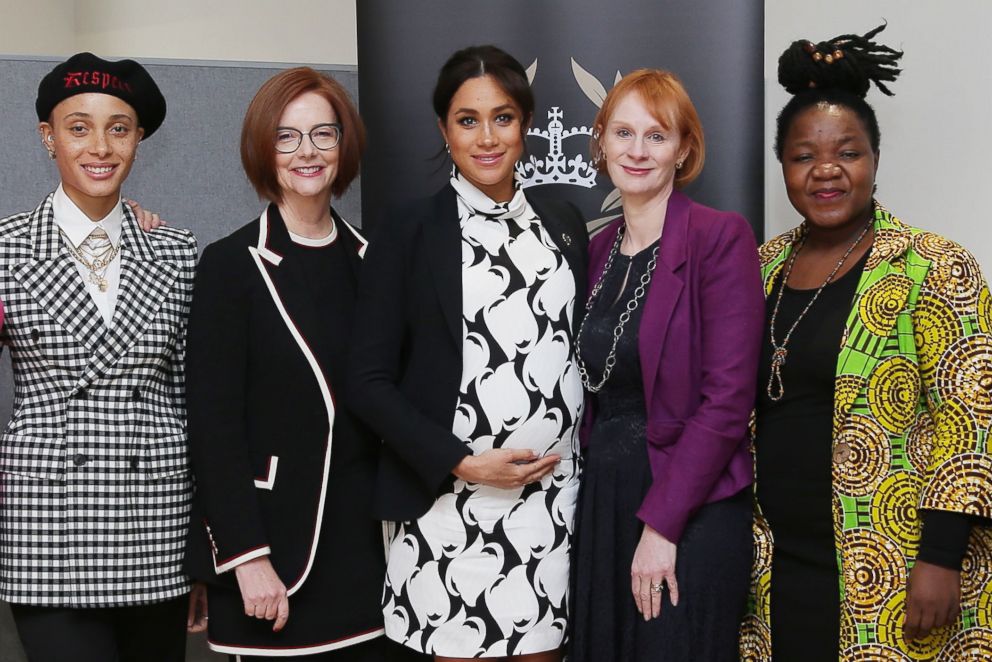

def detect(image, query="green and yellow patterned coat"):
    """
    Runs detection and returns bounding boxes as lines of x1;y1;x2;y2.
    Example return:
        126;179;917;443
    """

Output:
740;205;992;661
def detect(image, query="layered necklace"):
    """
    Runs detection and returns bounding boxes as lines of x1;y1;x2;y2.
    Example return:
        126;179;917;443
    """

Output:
61;229;120;293
766;218;872;401
576;224;660;393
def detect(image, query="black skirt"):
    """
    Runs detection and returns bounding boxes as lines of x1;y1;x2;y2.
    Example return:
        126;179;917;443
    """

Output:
568;410;752;662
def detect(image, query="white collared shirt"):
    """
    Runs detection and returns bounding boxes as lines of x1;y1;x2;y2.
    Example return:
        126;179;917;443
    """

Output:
53;184;123;325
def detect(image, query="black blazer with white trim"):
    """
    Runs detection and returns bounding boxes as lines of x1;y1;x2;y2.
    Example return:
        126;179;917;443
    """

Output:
348;184;588;522
183;205;382;602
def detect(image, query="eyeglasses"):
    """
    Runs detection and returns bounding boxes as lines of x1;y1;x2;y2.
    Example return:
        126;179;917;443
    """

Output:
274;123;342;153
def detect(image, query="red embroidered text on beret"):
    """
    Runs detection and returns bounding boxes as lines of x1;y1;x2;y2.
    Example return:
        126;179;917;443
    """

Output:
36;52;166;139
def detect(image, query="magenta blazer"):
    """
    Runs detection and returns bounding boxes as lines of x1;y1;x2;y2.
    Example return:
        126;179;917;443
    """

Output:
582;190;764;543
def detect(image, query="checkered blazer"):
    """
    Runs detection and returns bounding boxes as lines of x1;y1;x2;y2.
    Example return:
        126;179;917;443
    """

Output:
0;193;196;607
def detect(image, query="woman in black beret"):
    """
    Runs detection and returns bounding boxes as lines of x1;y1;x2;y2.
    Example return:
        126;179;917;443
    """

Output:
0;52;202;662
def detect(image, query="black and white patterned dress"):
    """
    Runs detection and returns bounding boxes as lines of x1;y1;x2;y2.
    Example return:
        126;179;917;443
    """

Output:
382;174;583;657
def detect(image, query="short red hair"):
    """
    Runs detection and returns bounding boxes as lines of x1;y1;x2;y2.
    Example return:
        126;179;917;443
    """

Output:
241;67;365;202
592;69;705;189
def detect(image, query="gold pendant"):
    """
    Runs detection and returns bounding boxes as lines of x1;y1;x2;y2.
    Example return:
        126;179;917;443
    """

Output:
88;272;108;292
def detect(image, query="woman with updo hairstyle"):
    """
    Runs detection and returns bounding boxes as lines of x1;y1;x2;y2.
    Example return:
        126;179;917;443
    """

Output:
182;67;397;660
568;69;763;662
348;45;588;661
740;24;992;661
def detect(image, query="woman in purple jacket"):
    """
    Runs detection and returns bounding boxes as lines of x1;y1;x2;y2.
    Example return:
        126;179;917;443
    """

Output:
568;69;764;661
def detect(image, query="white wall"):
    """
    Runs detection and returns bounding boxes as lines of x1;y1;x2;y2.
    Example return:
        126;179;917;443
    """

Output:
0;0;357;65
0;0;76;55
765;0;992;270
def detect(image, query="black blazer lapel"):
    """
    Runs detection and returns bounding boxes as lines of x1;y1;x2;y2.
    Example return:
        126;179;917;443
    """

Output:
425;185;463;346
335;210;366;283
257;205;335;376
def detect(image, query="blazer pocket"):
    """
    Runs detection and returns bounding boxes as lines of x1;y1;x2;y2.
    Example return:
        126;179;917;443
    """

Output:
645;420;685;448
139;434;190;482
253;456;279;491
0;433;65;482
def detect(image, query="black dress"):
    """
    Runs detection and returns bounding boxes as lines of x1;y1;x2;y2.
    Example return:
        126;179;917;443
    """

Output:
754;252;865;661
570;246;752;662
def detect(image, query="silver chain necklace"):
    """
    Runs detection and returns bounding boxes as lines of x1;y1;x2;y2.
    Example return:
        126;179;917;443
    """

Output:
576;225;660;393
766;219;872;401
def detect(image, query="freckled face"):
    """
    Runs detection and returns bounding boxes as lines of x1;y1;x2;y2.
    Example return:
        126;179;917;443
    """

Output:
439;75;526;202
600;91;687;204
39;93;143;217
781;103;878;231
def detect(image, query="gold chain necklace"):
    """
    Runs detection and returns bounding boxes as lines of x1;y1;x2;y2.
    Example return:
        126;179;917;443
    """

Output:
60;230;120;293
766;219;872;401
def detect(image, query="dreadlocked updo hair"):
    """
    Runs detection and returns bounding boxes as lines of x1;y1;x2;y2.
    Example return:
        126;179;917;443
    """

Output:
774;23;903;160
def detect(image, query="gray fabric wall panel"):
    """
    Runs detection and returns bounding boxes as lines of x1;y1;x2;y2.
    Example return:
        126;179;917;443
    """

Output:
0;58;358;662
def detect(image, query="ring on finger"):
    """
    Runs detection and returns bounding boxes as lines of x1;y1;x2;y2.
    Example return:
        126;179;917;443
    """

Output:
650;581;664;593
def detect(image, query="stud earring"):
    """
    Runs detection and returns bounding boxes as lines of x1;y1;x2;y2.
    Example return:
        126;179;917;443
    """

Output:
675;160;684;170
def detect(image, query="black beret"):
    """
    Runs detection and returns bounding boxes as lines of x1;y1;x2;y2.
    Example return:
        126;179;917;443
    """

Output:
36;52;166;140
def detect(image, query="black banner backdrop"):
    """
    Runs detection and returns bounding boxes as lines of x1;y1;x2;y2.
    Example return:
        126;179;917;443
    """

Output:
357;0;763;239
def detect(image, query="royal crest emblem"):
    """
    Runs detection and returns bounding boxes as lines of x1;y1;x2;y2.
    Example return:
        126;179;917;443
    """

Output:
517;58;625;234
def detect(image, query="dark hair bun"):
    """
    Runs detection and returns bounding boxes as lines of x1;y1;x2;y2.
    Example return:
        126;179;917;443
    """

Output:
777;23;903;98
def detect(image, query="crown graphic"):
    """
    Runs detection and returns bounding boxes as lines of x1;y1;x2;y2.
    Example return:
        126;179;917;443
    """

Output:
517;107;599;189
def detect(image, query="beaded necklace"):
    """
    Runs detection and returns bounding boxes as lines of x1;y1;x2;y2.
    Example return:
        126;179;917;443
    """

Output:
766;219;872;401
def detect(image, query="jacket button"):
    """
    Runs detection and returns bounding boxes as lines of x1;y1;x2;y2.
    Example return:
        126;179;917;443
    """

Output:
72;454;88;467
833;442;852;464
30;328;40;342
130;456;140;470
131;387;141;401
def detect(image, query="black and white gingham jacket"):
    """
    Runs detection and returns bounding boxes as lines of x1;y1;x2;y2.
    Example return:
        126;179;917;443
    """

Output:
0;193;196;607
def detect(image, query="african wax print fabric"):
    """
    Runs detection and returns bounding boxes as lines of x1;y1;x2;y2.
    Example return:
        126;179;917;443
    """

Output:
740;204;992;661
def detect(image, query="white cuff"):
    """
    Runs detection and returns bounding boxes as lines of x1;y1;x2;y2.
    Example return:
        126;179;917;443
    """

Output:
214;545;272;574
